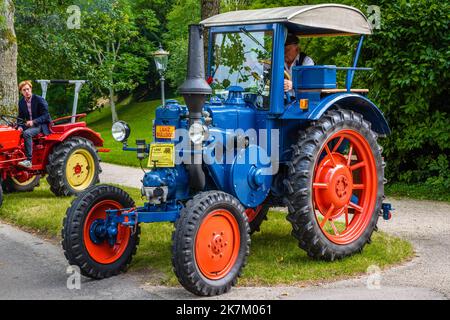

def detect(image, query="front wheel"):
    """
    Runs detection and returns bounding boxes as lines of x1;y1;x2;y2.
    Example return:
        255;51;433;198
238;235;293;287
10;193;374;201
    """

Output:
284;110;384;261
172;191;250;296
62;185;140;279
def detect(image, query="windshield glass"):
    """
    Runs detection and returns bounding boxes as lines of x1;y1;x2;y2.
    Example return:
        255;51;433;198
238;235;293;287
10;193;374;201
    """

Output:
210;30;273;109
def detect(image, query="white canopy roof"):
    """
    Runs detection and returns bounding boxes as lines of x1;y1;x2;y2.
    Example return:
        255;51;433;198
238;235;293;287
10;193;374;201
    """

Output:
200;4;372;35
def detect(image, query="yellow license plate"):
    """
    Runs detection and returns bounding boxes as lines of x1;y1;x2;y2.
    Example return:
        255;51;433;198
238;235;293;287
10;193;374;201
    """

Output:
155;125;175;139
148;143;175;168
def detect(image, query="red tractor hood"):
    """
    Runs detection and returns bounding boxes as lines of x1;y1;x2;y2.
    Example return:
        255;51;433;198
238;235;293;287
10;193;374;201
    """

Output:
0;125;22;151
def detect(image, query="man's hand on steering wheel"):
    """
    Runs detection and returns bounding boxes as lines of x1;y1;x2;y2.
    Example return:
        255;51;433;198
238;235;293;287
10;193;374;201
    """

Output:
284;79;293;92
283;70;293;92
283;70;295;102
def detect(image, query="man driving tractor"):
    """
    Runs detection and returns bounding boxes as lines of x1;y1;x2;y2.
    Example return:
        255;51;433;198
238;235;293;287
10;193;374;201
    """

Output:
283;33;314;92
17;80;52;168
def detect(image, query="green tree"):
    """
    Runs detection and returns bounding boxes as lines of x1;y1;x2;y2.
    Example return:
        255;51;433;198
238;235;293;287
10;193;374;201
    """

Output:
128;0;175;100
14;0;75;81
70;0;156;123
0;0;18;114
14;1;85;116
164;0;201;89
362;0;450;189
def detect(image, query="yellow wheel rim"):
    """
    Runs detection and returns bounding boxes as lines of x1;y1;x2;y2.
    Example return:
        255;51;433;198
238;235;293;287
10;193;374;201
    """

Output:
11;175;38;186
65;149;96;191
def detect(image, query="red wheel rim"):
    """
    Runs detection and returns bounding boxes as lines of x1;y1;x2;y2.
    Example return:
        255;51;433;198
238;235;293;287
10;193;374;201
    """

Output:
312;129;377;245
83;200;130;264
195;209;240;280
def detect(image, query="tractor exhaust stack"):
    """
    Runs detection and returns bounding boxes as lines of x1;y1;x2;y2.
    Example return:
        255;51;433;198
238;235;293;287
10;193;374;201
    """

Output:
179;24;212;191
179;24;212;119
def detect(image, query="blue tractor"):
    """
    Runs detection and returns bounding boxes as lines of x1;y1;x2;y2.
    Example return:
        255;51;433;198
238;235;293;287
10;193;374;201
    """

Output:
62;4;392;296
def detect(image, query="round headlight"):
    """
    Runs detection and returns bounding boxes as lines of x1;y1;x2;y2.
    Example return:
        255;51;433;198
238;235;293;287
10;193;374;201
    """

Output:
189;122;208;145
112;121;131;142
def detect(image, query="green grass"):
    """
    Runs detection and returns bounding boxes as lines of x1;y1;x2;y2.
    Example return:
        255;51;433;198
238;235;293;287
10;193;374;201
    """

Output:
0;181;414;286
385;182;450;203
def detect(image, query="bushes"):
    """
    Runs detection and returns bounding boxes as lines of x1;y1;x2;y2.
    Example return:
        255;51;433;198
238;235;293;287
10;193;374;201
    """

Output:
361;0;449;189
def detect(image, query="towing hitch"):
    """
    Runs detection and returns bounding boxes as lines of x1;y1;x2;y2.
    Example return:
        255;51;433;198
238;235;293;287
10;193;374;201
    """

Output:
381;203;393;220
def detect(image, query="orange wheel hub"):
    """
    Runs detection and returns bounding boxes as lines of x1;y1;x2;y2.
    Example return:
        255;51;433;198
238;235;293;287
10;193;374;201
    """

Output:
313;130;377;245
195;209;240;280
83;200;130;264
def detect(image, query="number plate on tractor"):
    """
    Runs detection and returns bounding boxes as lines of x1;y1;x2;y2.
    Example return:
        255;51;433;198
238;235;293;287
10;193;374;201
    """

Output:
155;125;175;139
148;143;175;168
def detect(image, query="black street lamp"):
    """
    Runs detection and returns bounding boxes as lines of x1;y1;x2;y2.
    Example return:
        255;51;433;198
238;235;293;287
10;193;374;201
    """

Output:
152;44;170;106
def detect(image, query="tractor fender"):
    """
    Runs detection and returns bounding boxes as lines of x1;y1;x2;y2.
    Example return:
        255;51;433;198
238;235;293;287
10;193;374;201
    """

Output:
46;127;104;147
308;93;391;135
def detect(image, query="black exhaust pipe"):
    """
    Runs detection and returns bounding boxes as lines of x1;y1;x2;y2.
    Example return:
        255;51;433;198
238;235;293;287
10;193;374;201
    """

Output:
179;24;212;191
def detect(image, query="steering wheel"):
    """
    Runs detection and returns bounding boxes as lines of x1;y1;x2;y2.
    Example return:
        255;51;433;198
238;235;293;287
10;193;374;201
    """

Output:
0;115;25;128
258;59;293;101
283;71;293;101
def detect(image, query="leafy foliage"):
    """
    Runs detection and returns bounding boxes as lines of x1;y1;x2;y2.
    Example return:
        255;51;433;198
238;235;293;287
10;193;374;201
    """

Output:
164;0;201;89
14;0;163;115
361;0;450;189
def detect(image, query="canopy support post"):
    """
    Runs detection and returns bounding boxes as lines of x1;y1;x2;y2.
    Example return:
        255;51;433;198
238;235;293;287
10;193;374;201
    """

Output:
69;80;86;123
36;80;50;99
346;35;364;92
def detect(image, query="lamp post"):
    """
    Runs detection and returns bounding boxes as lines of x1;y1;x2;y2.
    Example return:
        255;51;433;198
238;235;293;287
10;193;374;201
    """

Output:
152;44;169;107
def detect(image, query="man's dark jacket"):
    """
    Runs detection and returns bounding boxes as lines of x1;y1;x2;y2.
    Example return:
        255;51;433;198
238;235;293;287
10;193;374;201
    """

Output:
18;94;52;135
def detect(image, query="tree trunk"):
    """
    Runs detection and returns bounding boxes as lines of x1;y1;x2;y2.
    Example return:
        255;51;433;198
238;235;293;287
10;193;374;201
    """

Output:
201;0;220;20
0;0;18;116
108;85;119;123
201;0;220;66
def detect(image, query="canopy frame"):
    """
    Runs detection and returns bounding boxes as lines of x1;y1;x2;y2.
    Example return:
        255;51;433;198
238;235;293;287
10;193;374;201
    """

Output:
200;4;373;36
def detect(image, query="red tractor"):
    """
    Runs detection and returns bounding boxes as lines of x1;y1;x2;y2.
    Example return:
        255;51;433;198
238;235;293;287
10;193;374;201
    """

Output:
0;80;107;206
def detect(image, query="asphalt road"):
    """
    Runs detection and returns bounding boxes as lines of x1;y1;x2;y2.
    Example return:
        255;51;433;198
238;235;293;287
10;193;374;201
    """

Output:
0;163;448;300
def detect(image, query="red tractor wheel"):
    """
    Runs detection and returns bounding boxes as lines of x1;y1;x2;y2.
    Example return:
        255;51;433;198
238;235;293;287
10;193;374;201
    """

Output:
62;185;140;279
284;109;384;260
172;191;250;296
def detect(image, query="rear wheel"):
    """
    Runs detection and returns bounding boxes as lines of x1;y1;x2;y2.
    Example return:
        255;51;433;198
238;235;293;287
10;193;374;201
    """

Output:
62;185;140;279
47;137;101;196
3;175;40;193
172;191;250;296
284;110;384;260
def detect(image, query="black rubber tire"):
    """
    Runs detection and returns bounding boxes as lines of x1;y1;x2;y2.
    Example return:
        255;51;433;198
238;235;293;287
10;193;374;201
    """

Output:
46;137;101;196
62;185;140;279
3;175;40;193
172;191;251;296
249;205;269;234
283;109;385;261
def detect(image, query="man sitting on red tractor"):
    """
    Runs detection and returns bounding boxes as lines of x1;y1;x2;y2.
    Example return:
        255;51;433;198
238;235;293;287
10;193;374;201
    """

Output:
17;80;52;168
